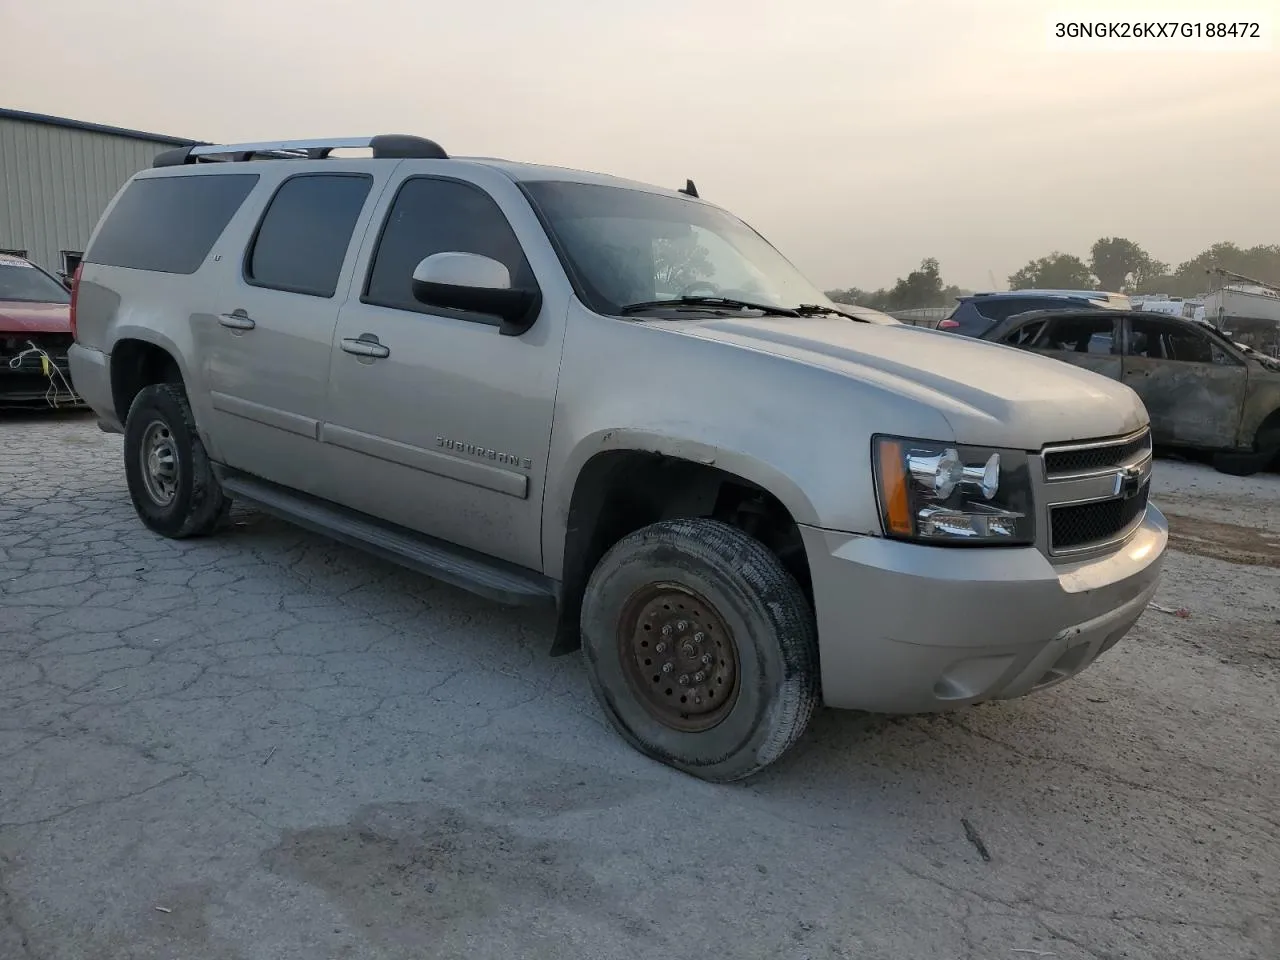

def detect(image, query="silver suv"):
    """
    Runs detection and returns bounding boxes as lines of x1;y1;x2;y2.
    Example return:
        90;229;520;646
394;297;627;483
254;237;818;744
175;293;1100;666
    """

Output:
68;134;1168;781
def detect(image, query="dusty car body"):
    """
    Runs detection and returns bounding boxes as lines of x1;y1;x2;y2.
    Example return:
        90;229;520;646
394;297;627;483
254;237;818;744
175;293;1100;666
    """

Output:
980;307;1280;474
68;134;1167;781
0;253;79;407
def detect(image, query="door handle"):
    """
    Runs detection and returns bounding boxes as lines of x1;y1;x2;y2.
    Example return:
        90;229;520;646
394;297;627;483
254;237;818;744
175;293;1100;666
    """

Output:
341;335;390;359
218;311;256;331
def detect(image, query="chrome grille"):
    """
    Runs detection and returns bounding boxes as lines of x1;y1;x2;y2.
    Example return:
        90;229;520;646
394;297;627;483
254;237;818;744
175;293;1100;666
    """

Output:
1039;428;1153;557
1044;430;1152;477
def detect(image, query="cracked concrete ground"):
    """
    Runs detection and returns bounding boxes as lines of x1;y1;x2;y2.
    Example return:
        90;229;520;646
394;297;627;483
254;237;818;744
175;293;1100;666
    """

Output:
2;410;1277;960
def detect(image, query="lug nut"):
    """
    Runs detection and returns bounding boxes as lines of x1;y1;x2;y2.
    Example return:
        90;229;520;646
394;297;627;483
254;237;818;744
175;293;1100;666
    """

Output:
694;632;705;643
662;663;674;674
678;674;690;686
661;624;673;637
701;654;712;665
676;620;689;632
655;642;667;653
694;671;706;683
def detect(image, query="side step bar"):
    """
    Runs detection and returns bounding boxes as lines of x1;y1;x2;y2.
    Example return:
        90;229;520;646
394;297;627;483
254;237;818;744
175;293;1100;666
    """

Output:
215;470;557;607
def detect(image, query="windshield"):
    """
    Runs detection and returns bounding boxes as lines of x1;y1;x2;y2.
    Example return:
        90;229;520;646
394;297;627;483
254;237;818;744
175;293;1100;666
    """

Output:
0;257;71;304
522;181;830;315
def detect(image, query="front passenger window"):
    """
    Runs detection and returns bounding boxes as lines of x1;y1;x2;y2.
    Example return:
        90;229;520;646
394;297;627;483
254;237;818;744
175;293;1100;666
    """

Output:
364;178;535;317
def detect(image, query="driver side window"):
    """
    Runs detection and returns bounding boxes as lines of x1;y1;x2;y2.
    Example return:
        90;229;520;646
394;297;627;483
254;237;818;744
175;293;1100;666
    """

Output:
363;177;535;317
1128;318;1226;364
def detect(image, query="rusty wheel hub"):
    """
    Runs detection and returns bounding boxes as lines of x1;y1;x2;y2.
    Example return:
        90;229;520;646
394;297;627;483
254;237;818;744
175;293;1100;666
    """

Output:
617;583;738;732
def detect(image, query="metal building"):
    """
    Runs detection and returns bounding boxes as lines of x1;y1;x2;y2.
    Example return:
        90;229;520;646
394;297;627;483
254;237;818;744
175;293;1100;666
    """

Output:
0;107;200;278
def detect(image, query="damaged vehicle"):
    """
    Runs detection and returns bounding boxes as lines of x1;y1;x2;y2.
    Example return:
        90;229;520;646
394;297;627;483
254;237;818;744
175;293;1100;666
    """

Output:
69;134;1167;781
980;307;1280;475
0;253;80;407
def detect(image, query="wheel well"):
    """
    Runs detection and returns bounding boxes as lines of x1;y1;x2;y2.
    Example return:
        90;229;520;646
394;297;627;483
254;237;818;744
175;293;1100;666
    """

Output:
1258;407;1280;444
111;339;182;422
551;450;812;656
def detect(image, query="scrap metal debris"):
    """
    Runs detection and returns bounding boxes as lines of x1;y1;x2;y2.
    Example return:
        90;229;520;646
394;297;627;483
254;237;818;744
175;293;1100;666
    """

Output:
1149;603;1191;618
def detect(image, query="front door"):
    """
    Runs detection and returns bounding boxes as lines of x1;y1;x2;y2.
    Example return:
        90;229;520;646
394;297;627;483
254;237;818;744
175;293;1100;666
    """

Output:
1121;316;1248;448
320;175;562;571
199;169;380;495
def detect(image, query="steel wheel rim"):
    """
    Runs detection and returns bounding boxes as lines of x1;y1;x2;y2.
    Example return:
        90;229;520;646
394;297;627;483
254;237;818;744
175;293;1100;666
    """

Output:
139;419;179;506
617;582;739;733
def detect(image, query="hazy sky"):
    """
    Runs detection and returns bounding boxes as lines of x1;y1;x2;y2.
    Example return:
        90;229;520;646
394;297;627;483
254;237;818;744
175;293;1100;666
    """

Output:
4;0;1279;290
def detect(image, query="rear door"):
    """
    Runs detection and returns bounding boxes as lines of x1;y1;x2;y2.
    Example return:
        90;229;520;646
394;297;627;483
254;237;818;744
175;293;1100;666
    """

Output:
199;168;384;495
1121;316;1248;448
1008;312;1122;380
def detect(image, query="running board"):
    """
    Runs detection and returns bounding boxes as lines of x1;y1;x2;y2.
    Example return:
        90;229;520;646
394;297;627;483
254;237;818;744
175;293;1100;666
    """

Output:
215;470;556;607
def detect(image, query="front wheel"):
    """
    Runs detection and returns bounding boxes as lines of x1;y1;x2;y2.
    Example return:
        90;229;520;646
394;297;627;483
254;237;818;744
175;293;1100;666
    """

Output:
580;518;820;782
123;383;228;538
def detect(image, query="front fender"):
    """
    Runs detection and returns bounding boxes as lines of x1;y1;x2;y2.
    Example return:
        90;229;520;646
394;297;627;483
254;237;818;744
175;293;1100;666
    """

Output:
543;427;821;579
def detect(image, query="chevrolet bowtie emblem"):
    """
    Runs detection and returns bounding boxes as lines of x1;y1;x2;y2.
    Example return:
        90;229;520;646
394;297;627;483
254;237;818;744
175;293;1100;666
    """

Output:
1114;463;1147;499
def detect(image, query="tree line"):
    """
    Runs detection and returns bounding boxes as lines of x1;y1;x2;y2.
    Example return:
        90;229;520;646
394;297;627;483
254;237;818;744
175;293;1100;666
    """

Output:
827;239;1280;311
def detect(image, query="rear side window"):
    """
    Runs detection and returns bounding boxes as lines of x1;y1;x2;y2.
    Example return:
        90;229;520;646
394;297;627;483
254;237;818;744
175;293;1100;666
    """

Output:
364;177;535;317
245;174;373;298
86;174;259;274
1033;314;1116;353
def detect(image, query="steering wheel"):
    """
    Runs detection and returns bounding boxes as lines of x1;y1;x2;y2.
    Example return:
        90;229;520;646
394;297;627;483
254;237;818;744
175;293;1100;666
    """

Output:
679;281;721;297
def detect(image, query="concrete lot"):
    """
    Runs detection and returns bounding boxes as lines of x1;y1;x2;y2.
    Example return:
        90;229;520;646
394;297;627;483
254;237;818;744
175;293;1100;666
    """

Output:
1;411;1277;960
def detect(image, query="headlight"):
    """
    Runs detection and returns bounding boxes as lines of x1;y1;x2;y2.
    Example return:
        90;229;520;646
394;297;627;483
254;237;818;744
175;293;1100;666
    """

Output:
872;436;1035;545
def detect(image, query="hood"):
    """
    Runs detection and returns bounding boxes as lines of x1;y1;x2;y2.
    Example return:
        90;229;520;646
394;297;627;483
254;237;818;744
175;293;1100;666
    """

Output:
660;315;1149;448
0;300;71;334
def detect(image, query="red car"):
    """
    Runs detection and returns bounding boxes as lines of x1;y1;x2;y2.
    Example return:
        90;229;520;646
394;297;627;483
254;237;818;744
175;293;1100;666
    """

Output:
0;253;80;407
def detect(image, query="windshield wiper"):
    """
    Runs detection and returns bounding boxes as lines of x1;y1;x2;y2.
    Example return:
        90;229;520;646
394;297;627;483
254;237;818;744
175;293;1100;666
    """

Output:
618;297;801;317
794;303;859;319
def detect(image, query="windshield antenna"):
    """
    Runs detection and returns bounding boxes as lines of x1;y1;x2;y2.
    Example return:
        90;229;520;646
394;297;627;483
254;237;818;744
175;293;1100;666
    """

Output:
679;179;699;198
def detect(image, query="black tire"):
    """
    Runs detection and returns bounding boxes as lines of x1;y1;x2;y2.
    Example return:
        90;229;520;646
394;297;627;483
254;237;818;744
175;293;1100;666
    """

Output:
580;518;820;783
123;383;228;539
1212;449;1270;477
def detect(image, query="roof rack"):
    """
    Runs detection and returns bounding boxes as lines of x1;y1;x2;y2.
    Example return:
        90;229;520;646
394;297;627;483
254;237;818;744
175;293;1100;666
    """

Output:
152;134;448;168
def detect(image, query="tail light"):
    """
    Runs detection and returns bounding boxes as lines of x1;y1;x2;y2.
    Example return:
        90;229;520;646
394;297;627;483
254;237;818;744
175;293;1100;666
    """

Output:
69;263;83;341
938;318;959;330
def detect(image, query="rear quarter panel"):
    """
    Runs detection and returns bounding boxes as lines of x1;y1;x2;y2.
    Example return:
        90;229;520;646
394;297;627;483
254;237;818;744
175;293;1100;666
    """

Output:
75;167;285;461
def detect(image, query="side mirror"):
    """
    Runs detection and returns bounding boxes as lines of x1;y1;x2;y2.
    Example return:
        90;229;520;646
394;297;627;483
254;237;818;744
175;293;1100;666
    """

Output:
411;252;541;337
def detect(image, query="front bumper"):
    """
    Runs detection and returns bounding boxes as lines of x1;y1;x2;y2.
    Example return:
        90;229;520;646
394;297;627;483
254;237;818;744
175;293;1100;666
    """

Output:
801;505;1168;712
0;334;82;407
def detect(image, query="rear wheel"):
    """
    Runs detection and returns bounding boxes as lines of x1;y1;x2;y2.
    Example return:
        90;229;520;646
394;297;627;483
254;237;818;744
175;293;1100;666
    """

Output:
580;518;820;782
123;383;228;538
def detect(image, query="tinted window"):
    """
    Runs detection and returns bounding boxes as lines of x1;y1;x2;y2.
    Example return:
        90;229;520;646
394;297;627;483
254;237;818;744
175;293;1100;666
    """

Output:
1033;314;1115;354
973;299;1024;322
1129;318;1221;364
86;174;259;274
948;302;996;336
245;174;372;298
365;178;534;316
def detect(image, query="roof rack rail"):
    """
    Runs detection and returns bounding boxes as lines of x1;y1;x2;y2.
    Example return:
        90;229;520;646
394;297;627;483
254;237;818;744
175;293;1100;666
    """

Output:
153;134;448;168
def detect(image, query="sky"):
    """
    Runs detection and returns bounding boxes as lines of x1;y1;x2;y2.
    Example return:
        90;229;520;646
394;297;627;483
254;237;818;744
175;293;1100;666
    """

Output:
4;0;1280;291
